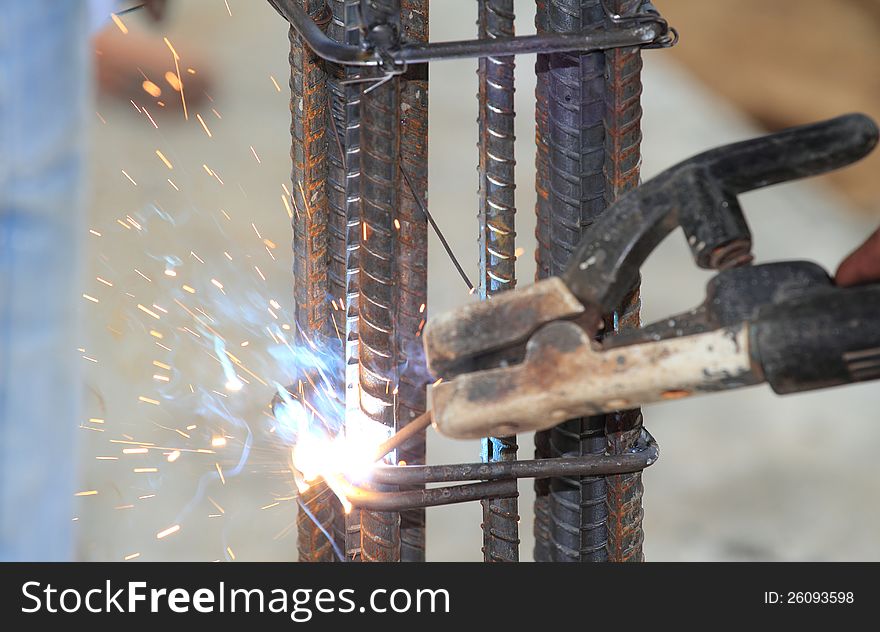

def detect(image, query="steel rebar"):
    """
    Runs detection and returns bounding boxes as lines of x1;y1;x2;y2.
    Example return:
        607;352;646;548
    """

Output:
540;0;610;563
601;0;647;564
290;0;344;562
397;0;430;563
358;0;403;563
370;433;659;484
533;0;552;562
327;0;365;562
477;0;519;563
269;0;663;65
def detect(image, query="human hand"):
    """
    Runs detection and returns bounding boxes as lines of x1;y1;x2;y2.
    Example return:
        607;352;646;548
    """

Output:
836;226;880;286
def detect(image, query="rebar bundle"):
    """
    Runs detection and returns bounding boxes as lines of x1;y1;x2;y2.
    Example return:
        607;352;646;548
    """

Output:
270;0;671;564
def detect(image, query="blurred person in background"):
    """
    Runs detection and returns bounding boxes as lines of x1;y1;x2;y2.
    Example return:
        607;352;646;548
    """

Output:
0;0;194;561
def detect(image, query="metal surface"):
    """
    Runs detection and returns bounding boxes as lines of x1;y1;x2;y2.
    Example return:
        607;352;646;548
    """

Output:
538;0;610;563
533;0;552;563
341;429;658;512
268;0;668;65
423;277;586;379
358;0;402;563
348;480;520;512
477;0;519;563
327;0;365;562
603;0;646;563
289;0;344;562
370;430;659;484
430;321;758;439
397;0;430;563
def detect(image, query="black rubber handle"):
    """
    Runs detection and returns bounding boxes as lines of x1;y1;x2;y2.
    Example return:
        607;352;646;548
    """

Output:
701;113;878;194
752;284;880;394
563;114;879;313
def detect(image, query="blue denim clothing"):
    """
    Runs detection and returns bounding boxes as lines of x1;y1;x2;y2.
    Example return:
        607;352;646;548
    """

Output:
0;1;90;560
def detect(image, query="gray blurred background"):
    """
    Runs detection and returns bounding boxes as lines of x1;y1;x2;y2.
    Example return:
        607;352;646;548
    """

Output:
76;0;880;561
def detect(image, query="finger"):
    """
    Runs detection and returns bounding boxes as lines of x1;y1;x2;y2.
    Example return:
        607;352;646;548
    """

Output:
835;226;880;287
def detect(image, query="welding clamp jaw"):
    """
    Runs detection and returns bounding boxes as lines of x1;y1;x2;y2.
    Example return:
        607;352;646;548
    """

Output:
423;113;880;440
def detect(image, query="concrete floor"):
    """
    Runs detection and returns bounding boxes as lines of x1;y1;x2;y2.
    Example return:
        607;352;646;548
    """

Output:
76;0;880;561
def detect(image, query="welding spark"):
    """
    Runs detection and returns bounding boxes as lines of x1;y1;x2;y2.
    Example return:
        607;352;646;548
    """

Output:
156;525;180;540
163;37;187;120
143;81;162;98
155;149;174;170
110;13;129;34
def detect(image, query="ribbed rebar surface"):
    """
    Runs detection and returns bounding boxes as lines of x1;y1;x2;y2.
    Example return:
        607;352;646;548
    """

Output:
327;0;364;561
359;0;403;563
289;0;344;562
533;0;552;563
477;0;520;563
541;0;610;563
397;0;430;563
603;0;646;563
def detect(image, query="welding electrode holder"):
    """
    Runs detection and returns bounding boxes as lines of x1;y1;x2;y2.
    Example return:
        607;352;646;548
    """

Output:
423;113;880;441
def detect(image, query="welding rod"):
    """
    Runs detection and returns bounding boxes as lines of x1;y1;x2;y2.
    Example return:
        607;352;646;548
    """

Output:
372;409;433;462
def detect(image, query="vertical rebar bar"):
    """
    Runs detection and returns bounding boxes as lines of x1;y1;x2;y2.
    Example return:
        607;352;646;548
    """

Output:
358;0;402;563
289;0;344;562
397;0;430;563
327;0;365;561
603;0;646;563
532;0;552;563
477;0;519;563
542;0;610;563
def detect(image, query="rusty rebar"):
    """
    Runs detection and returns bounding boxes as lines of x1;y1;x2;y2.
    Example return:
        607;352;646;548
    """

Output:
477;0;520;563
605;0;644;562
603;0;646;563
541;0;610;563
289;0;344;562
397;0;430;563
327;0;365;562
358;0;403;563
370;430;659;484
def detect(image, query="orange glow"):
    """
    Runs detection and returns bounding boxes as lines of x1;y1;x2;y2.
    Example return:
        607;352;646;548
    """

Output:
142;80;162;98
164;71;182;92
